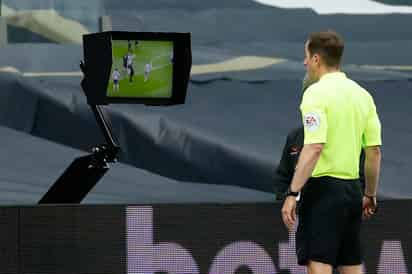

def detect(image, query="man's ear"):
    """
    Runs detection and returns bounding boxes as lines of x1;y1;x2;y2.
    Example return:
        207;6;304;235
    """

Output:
313;54;320;65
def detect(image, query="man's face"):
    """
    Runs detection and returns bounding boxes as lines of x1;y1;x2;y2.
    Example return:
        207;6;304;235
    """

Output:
303;41;320;82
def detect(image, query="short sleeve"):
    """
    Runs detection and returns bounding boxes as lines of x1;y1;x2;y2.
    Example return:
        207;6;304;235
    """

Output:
362;98;382;147
300;88;328;144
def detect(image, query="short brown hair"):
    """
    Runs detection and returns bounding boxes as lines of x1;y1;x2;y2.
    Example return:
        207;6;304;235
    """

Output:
308;31;344;67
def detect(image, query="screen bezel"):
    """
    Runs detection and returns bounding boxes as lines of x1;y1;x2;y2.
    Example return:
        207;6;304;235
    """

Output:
83;31;191;106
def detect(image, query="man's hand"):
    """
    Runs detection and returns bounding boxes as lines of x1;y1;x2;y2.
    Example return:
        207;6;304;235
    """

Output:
281;196;297;230
362;196;378;218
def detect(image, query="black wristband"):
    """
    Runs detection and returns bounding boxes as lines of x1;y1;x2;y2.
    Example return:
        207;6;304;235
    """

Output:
285;186;299;197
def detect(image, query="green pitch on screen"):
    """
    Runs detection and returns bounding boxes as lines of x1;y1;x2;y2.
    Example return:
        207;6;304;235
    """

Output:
107;40;174;98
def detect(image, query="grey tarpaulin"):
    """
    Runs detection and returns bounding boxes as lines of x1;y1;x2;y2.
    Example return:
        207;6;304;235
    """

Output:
0;124;275;204
0;0;411;202
0;68;411;199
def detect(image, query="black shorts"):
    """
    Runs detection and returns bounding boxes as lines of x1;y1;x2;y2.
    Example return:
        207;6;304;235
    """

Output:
296;176;363;267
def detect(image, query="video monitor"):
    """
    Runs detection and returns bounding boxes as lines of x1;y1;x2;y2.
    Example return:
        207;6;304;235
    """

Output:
82;31;191;105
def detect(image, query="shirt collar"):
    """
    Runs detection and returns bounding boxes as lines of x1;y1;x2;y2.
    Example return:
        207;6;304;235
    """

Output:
319;71;346;81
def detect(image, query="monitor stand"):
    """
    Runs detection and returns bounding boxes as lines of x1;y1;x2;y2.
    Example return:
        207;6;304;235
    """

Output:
38;62;120;204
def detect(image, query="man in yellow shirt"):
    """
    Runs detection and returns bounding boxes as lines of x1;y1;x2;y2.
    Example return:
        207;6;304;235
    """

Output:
281;31;382;274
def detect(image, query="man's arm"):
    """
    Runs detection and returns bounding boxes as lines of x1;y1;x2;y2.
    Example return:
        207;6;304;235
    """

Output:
289;143;324;192
282;86;327;229
281;143;323;230
274;136;295;196
274;127;303;199
363;146;381;196
361;94;381;215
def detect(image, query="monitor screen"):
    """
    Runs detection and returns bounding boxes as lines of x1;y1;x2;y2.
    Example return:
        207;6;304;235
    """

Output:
82;31;191;105
107;39;174;99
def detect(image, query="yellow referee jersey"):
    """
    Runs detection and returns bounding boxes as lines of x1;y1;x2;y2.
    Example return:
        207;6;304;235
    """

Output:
300;72;382;179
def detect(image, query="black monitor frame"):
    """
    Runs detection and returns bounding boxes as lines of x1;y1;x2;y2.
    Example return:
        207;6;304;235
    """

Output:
82;31;191;106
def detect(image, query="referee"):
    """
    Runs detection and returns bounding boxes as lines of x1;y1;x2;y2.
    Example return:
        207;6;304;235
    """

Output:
274;75;365;201
281;31;382;274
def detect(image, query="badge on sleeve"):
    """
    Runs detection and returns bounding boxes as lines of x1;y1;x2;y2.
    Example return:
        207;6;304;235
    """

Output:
304;112;321;132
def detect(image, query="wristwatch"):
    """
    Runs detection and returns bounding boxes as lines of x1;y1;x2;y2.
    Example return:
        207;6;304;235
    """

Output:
285;186;299;197
364;194;376;199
